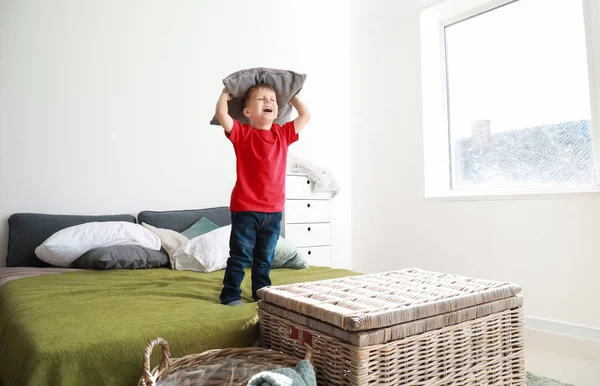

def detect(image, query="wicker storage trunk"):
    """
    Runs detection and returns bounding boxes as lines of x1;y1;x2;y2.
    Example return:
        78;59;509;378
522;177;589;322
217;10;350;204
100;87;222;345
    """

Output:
257;268;525;385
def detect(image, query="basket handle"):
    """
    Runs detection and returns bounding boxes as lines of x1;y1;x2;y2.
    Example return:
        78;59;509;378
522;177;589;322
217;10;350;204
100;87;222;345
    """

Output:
142;337;171;386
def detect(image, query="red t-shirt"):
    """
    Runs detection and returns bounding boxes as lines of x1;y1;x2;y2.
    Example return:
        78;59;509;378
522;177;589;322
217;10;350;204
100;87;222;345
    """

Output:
225;119;298;212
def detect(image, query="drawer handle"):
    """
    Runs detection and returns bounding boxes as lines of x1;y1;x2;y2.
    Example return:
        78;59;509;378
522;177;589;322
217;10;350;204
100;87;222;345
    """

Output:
308;250;312;255
307;227;311;231
306;180;310;185
307;203;311;208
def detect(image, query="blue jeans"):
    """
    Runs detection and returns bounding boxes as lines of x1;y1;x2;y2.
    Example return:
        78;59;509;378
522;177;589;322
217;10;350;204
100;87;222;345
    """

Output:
220;211;282;304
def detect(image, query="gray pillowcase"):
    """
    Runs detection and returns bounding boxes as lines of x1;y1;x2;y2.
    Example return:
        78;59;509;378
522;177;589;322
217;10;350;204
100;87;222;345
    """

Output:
71;245;169;270
210;67;307;126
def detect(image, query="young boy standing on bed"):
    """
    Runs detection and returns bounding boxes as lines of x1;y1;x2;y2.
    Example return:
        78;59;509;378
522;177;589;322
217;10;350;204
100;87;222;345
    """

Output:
215;83;310;306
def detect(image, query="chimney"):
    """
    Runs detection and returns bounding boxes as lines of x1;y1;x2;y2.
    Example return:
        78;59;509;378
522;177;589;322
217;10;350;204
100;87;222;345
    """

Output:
470;120;491;149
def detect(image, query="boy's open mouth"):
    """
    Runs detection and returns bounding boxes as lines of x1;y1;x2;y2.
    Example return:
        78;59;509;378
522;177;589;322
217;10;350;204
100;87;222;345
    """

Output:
263;107;273;113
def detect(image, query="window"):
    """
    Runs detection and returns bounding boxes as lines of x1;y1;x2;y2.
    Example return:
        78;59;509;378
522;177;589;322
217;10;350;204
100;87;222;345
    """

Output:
421;0;600;198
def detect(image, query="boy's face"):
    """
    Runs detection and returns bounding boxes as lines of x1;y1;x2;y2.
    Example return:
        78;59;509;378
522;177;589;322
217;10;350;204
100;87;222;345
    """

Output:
243;88;278;126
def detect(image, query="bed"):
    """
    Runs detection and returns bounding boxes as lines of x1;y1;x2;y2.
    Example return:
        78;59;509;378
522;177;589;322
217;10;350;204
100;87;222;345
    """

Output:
0;207;357;386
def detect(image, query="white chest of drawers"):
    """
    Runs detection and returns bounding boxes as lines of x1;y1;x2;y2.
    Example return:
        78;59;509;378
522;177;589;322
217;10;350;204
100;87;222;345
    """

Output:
283;173;332;267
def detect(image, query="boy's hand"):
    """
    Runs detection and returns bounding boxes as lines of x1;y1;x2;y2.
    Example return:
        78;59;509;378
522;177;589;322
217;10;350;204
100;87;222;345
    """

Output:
222;87;233;101
289;94;299;106
289;94;311;134
216;88;234;133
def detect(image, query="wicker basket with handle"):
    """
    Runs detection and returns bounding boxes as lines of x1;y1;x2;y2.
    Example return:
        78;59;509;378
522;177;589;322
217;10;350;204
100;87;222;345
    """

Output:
139;337;312;386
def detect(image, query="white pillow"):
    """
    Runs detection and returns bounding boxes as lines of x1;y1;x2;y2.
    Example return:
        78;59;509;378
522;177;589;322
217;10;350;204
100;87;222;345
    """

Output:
173;225;231;273
141;222;189;268
35;221;161;267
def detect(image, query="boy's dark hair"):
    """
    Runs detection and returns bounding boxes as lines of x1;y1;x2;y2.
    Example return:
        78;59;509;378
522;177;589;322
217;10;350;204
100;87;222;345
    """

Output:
243;83;276;108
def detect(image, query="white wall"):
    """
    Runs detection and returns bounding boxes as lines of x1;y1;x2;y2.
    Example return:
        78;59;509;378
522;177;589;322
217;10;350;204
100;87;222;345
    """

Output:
4;0;595;333
351;0;600;330
0;0;351;269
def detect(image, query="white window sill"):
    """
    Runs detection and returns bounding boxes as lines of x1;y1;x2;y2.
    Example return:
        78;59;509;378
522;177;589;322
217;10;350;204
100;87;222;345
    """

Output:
425;184;600;201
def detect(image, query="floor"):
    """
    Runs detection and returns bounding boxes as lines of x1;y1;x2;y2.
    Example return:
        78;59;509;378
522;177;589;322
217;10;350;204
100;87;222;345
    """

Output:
524;328;600;386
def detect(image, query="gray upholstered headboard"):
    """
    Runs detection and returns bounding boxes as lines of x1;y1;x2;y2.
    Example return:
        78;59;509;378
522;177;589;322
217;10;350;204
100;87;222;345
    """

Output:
6;213;137;267
137;207;231;232
5;207;232;267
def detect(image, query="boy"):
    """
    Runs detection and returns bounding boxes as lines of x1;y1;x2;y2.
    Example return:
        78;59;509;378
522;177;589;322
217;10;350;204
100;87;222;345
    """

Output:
215;83;310;306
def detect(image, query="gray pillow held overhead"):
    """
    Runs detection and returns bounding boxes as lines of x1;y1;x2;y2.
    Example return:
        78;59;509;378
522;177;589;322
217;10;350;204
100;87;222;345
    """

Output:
210;67;307;126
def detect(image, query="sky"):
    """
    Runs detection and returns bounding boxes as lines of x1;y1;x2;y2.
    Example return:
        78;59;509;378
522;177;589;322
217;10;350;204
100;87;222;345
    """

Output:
445;0;592;140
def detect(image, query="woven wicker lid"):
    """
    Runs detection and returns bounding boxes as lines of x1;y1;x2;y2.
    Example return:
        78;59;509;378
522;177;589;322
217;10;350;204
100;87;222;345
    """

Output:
257;268;522;331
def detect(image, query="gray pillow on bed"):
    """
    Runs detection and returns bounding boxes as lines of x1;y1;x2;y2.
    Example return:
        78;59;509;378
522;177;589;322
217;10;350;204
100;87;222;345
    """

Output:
70;245;169;270
210;67;307;126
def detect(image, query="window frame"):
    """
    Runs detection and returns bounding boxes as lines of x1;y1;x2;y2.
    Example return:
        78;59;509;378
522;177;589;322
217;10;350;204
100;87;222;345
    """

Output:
420;0;600;200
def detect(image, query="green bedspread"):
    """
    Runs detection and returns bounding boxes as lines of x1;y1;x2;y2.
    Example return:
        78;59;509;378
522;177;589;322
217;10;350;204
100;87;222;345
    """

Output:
0;267;357;386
